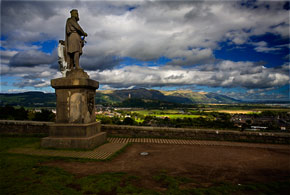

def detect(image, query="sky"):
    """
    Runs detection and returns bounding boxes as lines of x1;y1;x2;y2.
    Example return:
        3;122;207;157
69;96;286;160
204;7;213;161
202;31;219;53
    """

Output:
0;0;289;101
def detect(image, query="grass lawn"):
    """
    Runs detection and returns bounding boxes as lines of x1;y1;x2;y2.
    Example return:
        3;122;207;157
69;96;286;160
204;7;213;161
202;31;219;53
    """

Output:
1;135;289;194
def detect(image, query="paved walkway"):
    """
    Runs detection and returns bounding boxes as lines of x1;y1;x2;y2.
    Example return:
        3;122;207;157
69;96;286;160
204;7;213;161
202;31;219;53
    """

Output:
8;138;289;160
108;137;290;150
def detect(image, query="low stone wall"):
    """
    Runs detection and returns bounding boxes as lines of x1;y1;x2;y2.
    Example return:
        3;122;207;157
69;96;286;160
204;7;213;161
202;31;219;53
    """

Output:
102;124;290;144
0;120;52;135
0;120;289;144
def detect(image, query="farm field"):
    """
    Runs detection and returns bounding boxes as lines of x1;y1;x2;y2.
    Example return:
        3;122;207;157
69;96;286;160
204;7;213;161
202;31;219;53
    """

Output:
202;106;290;113
207;108;290;114
207;110;259;114
129;106;289;118
131;109;203;119
112;105;290;130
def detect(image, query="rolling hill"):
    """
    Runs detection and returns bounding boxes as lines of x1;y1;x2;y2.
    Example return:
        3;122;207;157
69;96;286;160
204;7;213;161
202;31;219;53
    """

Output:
160;90;239;103
0;91;56;107
0;89;239;107
95;88;239;104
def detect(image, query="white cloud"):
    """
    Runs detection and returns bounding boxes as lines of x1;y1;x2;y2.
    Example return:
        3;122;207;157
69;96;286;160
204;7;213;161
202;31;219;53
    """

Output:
0;50;18;65
1;0;289;93
1;1;289;69
89;60;289;89
251;41;283;53
1;64;60;78
7;89;34;93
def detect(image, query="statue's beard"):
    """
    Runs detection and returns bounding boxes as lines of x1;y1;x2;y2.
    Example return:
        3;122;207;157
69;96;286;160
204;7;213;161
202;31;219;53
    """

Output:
76;17;79;21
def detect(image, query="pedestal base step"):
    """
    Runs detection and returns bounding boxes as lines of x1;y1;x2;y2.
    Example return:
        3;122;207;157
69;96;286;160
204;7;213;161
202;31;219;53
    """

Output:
49;122;101;137
41;132;107;149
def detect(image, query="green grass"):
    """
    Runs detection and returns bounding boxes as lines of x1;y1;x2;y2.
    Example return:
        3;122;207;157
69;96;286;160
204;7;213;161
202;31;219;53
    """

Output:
152;114;203;119
0;135;41;152
76;172;157;194
132;109;182;115
0;136;78;195
1;136;289;194
0;136;152;194
153;170;290;195
132;109;205;119
135;118;144;123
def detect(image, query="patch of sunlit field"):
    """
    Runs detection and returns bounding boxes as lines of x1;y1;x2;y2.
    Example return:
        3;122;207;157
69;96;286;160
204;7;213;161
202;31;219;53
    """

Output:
131;110;205;120
210;108;290;114
214;110;260;114
153;114;203;119
132;109;182;115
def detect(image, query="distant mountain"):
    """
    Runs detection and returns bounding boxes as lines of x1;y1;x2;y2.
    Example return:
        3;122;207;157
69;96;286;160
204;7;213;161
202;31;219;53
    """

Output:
0;89;239;107
95;88;239;104
160;90;239;103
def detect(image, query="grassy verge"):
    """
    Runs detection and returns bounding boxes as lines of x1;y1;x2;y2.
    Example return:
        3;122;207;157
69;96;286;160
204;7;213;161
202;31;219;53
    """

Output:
0;135;41;152
0;136;153;194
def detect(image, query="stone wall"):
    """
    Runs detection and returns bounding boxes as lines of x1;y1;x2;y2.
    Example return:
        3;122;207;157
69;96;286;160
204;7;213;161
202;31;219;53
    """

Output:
0;120;289;144
102;124;290;144
0;120;51;135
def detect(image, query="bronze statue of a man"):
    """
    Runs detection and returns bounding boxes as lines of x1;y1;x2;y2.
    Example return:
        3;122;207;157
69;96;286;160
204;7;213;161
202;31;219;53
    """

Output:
65;9;87;70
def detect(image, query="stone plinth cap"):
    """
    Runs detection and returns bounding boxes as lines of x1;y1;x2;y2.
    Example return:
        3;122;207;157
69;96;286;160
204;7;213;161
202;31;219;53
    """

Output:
51;77;99;89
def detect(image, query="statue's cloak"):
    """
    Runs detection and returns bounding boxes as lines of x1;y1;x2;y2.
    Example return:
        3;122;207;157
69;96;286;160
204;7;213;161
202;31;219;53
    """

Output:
65;17;86;54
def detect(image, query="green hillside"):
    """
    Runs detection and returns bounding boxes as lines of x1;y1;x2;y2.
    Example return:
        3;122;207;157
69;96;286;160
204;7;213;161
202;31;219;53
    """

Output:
0;89;239;107
160;90;238;103
95;88;239;104
0;92;56;107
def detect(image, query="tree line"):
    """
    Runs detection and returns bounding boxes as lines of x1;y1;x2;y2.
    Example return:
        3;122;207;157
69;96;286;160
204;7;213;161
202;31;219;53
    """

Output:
0;105;55;122
97;112;236;130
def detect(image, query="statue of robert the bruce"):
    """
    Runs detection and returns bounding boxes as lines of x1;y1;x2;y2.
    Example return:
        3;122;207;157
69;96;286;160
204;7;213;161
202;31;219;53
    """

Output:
65;9;88;70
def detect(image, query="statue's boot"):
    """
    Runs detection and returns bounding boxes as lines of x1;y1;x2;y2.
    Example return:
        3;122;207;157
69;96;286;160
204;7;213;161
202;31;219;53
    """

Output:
74;52;81;69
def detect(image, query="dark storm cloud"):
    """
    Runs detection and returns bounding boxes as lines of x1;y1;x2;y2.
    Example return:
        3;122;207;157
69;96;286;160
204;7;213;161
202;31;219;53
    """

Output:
9;50;56;67
80;55;121;71
1;1;59;43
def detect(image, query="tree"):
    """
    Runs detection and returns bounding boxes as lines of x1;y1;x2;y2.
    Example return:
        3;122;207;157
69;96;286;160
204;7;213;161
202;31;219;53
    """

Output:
0;105;15;119
14;107;28;120
0;105;28;120
96;116;112;124
112;116;122;125
34;109;55;122
123;117;135;125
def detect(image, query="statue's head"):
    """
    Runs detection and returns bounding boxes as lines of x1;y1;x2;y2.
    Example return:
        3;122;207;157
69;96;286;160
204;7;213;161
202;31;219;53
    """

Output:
70;9;79;21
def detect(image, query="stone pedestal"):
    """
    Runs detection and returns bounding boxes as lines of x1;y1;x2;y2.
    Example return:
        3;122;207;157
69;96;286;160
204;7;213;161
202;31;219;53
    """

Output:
41;69;107;149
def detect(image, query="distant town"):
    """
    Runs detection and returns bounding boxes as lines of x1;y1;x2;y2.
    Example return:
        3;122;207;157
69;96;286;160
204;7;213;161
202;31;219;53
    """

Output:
94;105;290;131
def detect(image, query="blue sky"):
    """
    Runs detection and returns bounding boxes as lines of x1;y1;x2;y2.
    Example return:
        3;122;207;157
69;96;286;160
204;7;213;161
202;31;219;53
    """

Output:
0;0;289;101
